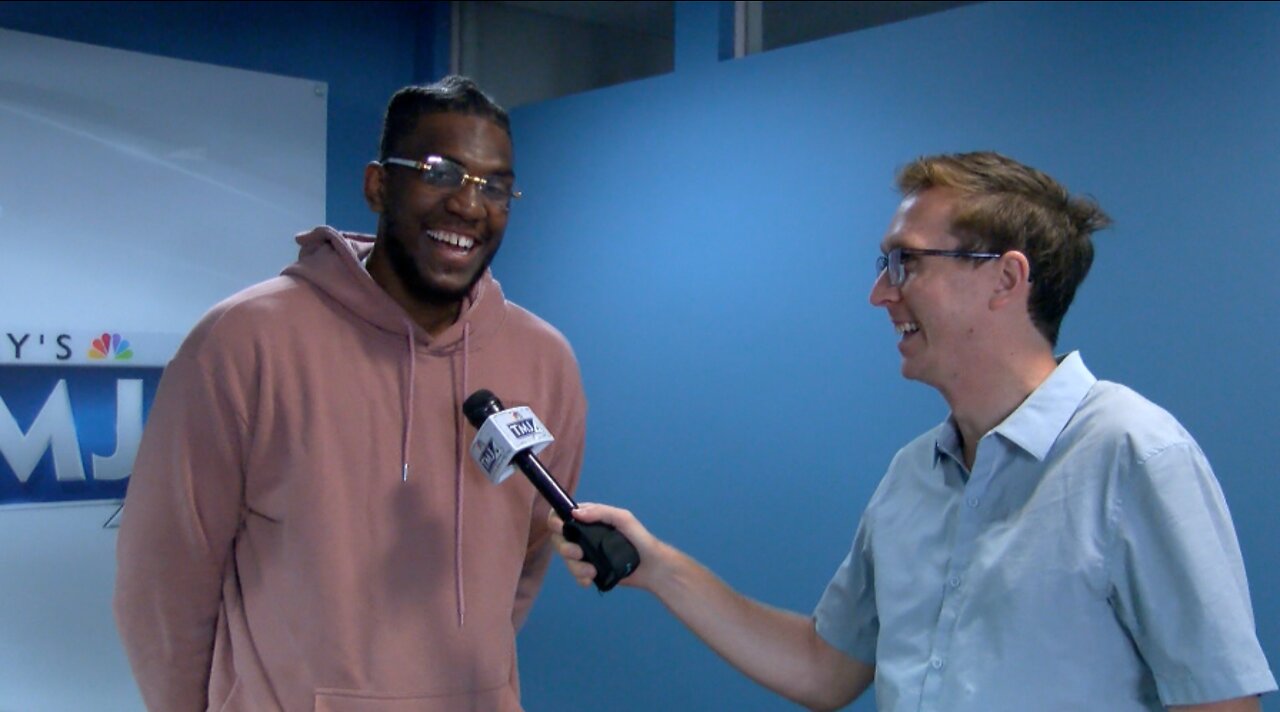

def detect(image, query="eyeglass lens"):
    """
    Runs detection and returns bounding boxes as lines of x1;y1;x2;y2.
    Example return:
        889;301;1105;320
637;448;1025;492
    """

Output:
876;249;904;286
422;157;514;207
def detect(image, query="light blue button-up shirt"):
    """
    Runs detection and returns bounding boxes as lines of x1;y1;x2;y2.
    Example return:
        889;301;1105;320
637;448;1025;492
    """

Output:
815;352;1275;711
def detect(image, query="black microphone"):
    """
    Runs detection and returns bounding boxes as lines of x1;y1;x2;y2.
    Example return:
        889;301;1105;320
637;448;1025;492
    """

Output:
463;389;640;592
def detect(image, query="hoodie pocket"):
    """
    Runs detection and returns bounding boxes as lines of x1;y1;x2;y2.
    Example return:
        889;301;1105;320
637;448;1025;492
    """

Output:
314;681;519;712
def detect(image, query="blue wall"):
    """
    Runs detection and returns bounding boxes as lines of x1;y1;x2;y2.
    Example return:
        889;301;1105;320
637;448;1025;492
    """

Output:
502;2;1280;710
5;2;1277;710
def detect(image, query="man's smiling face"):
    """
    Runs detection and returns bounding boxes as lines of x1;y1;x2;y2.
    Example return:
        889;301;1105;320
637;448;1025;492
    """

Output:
870;187;996;390
371;111;514;305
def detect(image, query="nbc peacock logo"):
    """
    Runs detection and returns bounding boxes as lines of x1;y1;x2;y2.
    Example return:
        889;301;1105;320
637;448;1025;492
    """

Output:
87;332;134;361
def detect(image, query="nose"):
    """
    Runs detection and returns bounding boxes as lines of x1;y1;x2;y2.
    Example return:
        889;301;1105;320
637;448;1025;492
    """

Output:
869;269;897;307
445;180;487;218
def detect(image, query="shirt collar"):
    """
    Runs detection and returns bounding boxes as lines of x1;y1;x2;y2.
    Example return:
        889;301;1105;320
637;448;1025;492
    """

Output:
933;351;1097;465
933;417;963;468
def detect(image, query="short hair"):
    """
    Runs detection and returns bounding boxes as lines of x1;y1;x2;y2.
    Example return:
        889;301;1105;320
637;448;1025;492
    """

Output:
377;75;511;161
896;151;1112;346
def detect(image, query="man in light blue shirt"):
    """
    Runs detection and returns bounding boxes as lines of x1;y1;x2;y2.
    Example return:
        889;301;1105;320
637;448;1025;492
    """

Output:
551;152;1276;711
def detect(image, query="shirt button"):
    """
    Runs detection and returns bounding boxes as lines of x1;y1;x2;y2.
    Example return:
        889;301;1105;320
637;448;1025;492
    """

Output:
931;657;945;670
966;497;979;508
948;576;961;589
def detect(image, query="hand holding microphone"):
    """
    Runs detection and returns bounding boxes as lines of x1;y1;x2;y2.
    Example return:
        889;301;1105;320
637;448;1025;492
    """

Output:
547;503;664;593
462;389;640;592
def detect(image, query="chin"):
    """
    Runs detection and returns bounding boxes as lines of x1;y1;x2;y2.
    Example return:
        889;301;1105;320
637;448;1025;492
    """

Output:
898;355;917;379
899;359;933;387
418;279;473;303
423;267;486;300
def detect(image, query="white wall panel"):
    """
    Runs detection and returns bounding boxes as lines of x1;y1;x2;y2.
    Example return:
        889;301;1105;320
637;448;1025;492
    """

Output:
0;28;327;710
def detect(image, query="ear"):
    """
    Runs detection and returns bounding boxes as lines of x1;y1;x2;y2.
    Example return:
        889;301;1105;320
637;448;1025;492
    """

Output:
363;161;387;214
989;250;1032;311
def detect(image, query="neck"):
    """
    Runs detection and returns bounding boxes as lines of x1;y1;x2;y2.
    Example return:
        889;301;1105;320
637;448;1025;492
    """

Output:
943;344;1058;470
365;247;465;338
406;299;463;338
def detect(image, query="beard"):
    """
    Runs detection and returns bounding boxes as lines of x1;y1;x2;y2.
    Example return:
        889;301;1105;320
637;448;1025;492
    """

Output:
383;227;498;306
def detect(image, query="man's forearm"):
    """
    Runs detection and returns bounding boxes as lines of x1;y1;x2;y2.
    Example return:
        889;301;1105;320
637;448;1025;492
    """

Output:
1169;695;1262;712
647;543;873;711
114;593;216;711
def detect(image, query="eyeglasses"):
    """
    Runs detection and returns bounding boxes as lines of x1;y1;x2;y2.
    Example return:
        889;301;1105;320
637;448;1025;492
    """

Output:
875;247;1003;286
382;155;522;211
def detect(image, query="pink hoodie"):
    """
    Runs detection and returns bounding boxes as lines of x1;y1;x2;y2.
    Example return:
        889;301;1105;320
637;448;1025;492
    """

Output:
115;227;587;711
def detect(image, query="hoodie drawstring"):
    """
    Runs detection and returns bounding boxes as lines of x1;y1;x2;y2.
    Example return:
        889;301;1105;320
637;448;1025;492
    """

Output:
401;319;470;628
453;321;471;627
401;322;415;483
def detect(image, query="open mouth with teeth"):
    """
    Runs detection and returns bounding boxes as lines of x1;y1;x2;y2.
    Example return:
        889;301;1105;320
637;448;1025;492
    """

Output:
428;230;476;252
896;322;916;345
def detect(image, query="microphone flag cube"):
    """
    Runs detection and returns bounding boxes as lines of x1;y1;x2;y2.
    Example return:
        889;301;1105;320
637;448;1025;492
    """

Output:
468;406;555;484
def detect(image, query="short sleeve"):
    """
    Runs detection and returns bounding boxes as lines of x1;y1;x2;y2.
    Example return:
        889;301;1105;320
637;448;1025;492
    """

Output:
814;515;879;665
1107;441;1276;704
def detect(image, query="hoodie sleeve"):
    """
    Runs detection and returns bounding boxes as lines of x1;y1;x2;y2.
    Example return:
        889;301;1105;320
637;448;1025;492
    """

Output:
113;324;249;710
511;354;587;631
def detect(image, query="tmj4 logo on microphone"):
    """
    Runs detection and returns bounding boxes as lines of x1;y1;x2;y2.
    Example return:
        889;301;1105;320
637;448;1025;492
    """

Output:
468;406;554;485
477;438;501;473
507;417;538;439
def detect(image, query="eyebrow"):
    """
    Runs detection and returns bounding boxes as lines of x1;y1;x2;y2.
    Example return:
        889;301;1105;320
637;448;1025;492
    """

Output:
879;237;905;253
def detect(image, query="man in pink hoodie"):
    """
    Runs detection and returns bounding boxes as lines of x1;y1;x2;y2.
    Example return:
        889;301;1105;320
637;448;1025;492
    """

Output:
114;76;587;711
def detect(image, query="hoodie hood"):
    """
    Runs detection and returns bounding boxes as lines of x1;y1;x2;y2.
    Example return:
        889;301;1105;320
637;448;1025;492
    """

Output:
282;226;507;354
282;225;507;627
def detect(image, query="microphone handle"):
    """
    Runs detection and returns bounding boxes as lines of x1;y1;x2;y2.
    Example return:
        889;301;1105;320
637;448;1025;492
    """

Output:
562;519;640;592
510;450;641;591
512;450;577;520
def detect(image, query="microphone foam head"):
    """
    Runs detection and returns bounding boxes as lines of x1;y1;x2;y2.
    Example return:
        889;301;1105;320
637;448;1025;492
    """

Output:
462;389;504;427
